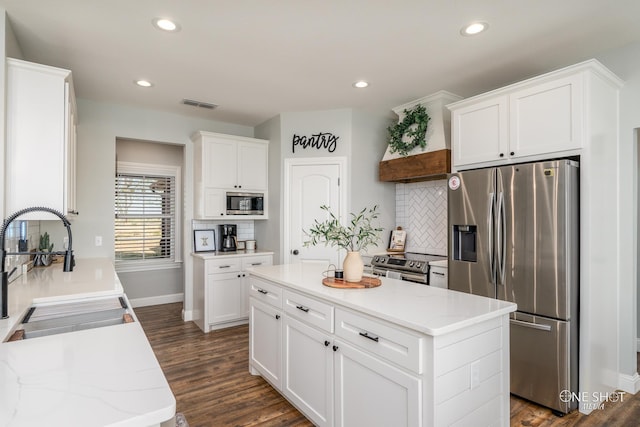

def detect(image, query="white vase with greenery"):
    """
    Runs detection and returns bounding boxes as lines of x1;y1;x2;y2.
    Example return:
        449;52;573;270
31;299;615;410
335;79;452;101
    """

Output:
304;205;383;282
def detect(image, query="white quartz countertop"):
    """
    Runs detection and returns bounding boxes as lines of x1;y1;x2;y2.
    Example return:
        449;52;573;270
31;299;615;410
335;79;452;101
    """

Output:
250;263;516;336
0;258;175;427
192;249;274;259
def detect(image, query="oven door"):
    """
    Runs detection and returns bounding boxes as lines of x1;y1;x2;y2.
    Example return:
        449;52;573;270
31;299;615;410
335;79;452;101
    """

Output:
372;268;428;284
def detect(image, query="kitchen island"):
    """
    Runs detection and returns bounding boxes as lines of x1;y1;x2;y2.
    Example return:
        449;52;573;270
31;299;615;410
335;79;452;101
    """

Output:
248;263;517;427
0;259;176;427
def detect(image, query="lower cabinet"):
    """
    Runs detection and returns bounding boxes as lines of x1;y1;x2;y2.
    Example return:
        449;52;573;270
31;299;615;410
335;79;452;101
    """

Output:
194;254;273;332
333;339;421;427
283;316;334;427
249;297;282;388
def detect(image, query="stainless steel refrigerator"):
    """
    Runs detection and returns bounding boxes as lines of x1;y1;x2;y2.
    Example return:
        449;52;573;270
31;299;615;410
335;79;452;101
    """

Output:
447;159;579;414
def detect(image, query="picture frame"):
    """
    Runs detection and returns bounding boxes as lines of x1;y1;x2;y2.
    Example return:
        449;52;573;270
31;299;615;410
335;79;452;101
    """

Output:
388;227;406;252
194;229;216;252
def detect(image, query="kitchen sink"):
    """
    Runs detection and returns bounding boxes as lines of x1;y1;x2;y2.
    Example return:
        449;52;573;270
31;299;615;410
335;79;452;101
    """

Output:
7;296;134;341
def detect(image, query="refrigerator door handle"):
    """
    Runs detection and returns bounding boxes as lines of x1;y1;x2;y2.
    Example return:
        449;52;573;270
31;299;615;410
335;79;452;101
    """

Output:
510;318;552;332
497;191;506;286
488;192;496;285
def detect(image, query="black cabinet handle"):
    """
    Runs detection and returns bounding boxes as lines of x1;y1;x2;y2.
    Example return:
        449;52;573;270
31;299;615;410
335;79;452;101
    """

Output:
292;249;299;255
275;314;280;320
257;289;268;295
359;332;379;342
432;272;445;276
324;340;330;347
499;153;504;158
296;305;310;313
242;274;246;277
332;345;339;352
251;262;262;266
237;274;241;278
67;210;79;215
219;265;231;269
510;151;515;156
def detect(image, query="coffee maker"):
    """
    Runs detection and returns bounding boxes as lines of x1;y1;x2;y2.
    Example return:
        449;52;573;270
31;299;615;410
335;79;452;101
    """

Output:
218;224;237;252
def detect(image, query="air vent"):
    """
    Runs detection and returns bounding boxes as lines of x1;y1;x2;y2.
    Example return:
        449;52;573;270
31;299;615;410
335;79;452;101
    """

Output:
181;99;218;110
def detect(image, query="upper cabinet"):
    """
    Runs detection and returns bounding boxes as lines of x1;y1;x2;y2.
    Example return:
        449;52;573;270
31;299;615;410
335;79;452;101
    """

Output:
449;60;619;170
5;59;77;220
192;131;269;219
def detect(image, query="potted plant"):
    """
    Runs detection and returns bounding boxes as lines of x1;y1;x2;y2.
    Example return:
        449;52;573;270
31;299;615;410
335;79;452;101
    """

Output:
34;232;54;267
304;205;383;282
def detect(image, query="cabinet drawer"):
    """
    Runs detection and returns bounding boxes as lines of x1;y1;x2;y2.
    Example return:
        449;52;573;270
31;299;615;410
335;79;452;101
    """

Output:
206;257;241;273
242;255;273;270
429;266;448;289
335;308;423;374
283;290;334;333
249;277;283;308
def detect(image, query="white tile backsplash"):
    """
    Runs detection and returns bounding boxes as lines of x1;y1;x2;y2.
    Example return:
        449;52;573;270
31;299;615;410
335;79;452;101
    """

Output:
395;180;447;256
192;220;255;247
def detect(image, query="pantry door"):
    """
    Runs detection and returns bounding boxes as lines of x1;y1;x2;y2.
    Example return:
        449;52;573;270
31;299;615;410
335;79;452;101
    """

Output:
284;157;346;266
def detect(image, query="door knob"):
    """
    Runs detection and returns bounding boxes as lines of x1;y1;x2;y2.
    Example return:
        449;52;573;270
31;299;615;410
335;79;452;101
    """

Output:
292;249;299;255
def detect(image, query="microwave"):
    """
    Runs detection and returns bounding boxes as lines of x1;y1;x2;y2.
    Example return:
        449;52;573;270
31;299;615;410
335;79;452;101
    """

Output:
226;192;264;215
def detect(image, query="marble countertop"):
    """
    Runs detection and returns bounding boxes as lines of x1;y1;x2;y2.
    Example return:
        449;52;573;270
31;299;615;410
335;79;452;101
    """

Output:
249;263;516;336
0;258;176;427
192;249;274;259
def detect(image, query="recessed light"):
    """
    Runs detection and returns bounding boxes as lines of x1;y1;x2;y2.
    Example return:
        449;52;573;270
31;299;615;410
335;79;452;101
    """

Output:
152;18;181;32
135;80;153;87
460;22;488;36
353;81;369;88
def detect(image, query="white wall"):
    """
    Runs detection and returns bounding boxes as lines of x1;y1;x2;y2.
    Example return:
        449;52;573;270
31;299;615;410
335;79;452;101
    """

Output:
596;41;640;390
52;98;253;318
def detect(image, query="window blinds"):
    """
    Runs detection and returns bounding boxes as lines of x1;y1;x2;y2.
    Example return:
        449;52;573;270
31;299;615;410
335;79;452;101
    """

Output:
115;173;176;261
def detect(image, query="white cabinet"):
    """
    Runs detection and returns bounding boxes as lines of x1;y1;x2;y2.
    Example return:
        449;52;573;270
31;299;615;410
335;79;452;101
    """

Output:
249;297;283;388
192;131;269;219
450;60;608;170
283;315;334;427
333;339;421;427
5;58;77;219
194;254;273;332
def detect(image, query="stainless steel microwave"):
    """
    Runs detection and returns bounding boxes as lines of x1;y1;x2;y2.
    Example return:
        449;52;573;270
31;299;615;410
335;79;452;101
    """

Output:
226;192;264;215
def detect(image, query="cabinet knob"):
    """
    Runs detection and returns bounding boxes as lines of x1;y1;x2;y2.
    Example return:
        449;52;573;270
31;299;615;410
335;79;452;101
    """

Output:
332;345;339;352
510;151;515;156
237;274;241;278
499;153;504;158
275;314;280;320
324;340;330;347
292;249;299;255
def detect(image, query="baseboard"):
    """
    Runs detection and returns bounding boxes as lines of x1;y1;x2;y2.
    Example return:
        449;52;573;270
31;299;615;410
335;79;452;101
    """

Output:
618;372;640;394
128;293;184;308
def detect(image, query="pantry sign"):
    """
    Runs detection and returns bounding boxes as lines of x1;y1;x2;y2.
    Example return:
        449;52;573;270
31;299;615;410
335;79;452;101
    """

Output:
291;132;339;154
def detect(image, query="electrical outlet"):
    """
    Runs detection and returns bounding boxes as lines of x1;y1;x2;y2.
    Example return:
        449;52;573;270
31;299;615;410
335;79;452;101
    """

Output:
95;236;103;247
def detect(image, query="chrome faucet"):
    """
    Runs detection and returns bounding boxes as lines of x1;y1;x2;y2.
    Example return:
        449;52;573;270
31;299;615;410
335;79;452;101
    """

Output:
0;207;75;319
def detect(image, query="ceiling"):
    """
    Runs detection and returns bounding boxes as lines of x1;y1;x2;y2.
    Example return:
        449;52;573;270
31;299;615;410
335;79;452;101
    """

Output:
1;0;639;127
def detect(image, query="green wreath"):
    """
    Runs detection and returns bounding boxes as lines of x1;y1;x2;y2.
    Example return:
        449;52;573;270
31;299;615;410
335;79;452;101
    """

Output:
387;104;431;156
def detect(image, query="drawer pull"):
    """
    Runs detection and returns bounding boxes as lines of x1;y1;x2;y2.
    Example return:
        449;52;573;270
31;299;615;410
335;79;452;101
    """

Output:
359;331;380;342
251;262;262;266
432;272;446;276
275;314;280;320
257;289;268;295
219;265;231;269
296;305;310;313
324;340;330;347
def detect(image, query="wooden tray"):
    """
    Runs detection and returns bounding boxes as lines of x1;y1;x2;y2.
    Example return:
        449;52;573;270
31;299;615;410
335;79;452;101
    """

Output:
322;276;382;289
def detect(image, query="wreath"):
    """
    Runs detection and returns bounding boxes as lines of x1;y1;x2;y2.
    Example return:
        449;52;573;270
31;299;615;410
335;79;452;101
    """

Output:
387;104;431;156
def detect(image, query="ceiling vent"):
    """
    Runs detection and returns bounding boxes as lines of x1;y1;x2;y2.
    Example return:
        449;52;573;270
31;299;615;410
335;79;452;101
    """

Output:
181;98;218;110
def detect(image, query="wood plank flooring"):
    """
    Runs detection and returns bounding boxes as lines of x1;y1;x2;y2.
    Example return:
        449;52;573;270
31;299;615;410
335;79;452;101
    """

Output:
134;303;640;426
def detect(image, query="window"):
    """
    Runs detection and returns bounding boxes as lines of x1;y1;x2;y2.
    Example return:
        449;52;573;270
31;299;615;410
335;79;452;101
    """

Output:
115;162;181;271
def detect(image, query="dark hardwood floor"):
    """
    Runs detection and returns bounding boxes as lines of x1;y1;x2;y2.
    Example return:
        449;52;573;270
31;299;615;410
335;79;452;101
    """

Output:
135;303;640;426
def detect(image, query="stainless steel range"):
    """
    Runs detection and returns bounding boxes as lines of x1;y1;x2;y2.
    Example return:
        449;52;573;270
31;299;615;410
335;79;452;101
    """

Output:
371;252;446;284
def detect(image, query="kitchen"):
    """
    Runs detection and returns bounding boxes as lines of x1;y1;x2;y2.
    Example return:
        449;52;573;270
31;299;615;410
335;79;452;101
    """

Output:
0;2;639;426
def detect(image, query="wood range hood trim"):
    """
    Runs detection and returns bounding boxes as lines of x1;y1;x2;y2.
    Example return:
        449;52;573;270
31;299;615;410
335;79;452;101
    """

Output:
378;149;451;183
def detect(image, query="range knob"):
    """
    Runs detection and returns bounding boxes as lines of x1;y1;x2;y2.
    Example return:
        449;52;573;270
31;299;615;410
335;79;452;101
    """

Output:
409;262;414;267
415;263;422;268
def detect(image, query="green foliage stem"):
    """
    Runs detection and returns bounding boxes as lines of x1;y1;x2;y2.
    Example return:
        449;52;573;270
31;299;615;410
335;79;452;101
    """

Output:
303;205;383;252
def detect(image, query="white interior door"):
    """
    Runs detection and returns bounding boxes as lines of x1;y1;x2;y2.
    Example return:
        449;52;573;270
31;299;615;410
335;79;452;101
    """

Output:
285;158;345;265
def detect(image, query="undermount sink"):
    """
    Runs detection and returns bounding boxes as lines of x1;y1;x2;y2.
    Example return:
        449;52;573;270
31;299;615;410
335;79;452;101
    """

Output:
7;296;134;341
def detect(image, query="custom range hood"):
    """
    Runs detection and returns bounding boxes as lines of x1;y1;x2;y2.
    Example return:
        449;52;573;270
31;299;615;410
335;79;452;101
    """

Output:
379;91;461;183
